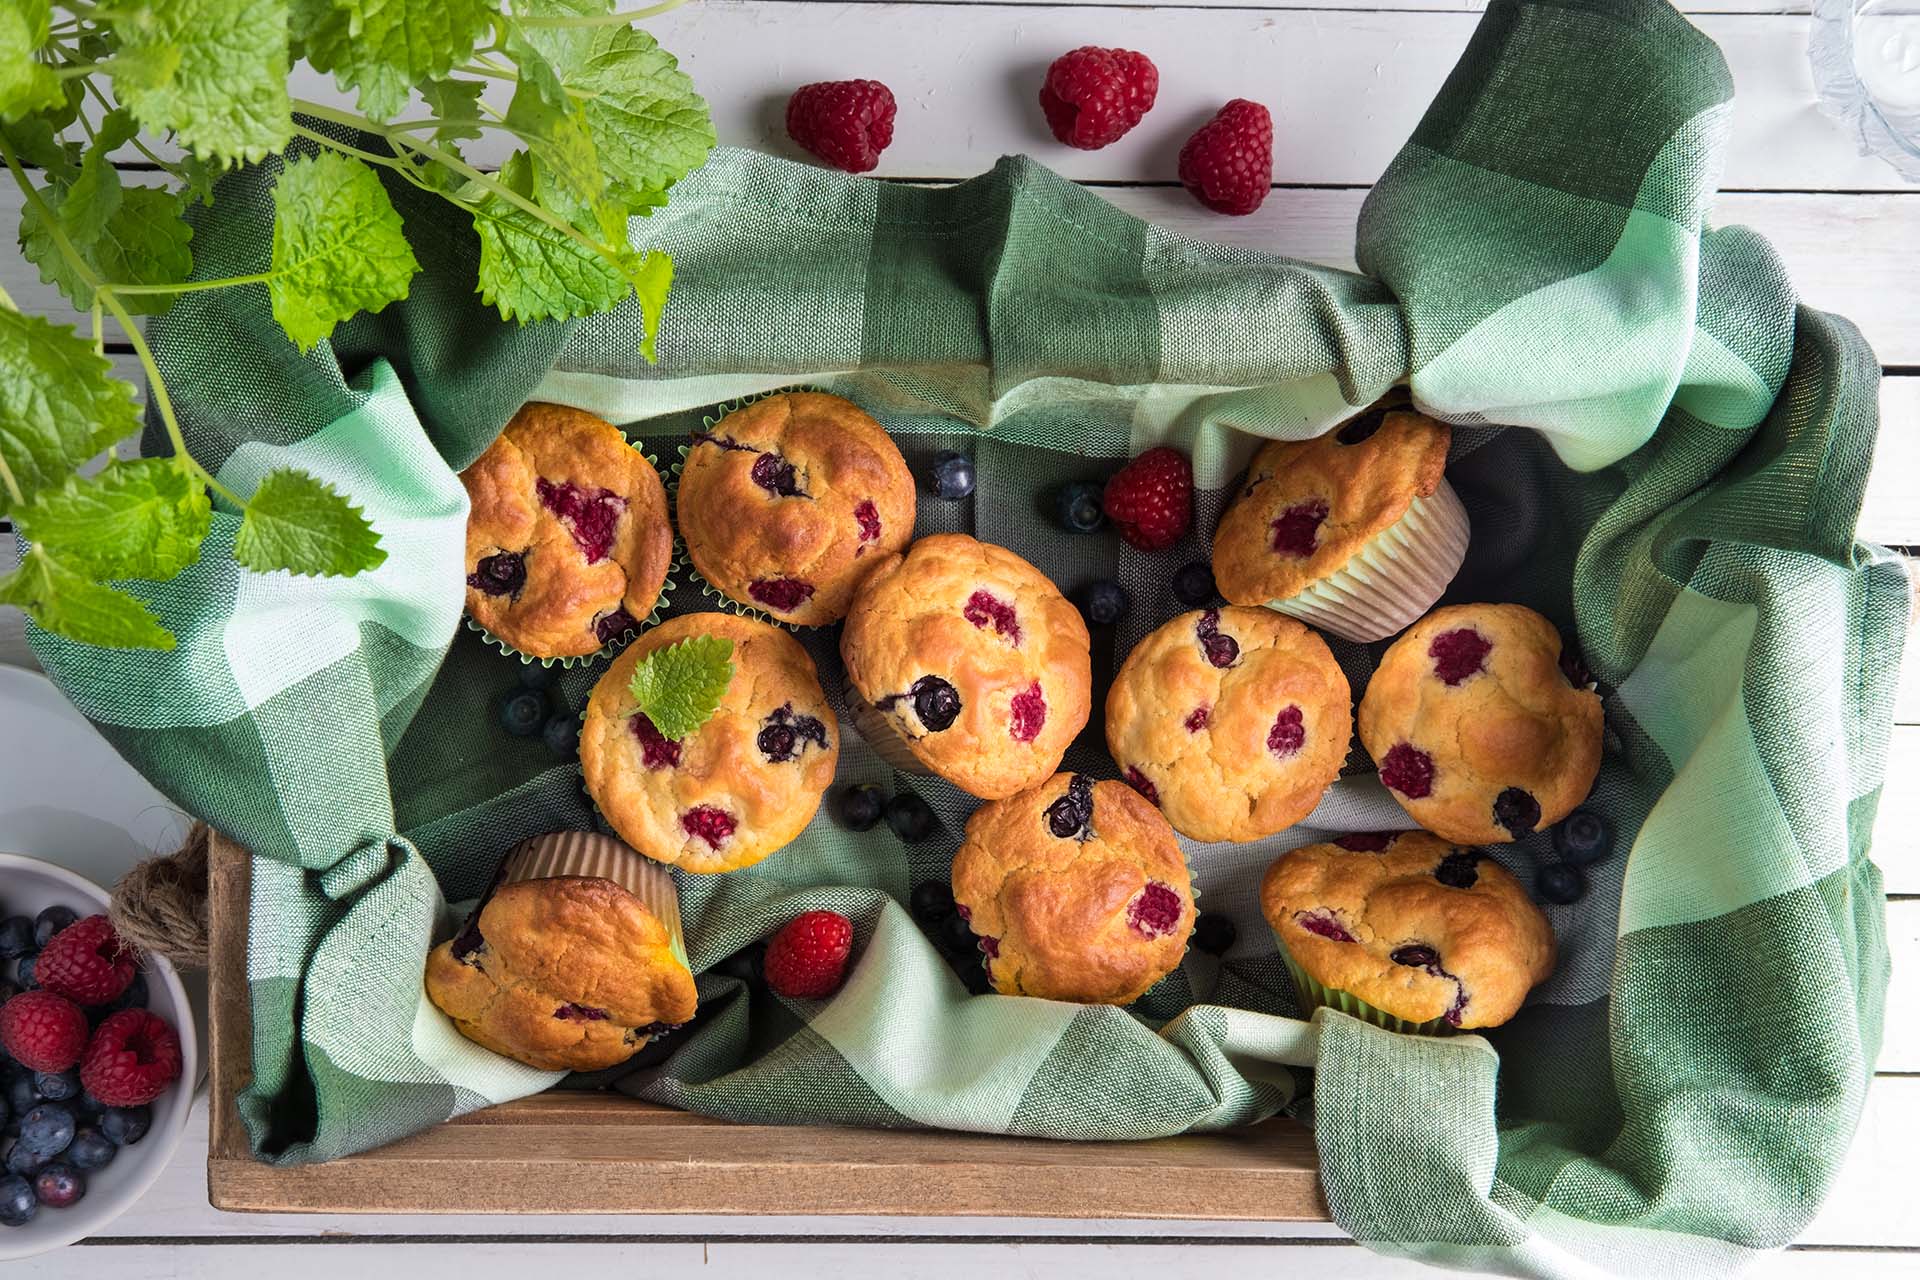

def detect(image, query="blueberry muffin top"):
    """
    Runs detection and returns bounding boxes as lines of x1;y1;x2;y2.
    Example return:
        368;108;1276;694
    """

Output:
1105;607;1352;843
950;773;1194;1006
1259;831;1555;1030
581;612;838;873
679;392;916;627
1357;603;1603;844
462;402;673;659
840;534;1092;799
424;875;698;1072
1213;398;1449;606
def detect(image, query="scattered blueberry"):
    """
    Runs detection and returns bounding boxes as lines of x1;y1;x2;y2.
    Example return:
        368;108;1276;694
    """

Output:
32;1163;82;1209
1052;481;1106;534
31;906;77;950
1537;863;1585;905
497;688;549;737
959;962;993;995
884;793;938;844
31;1071;78;1102
1552;809;1613;866
712;942;765;988
1078;579;1130;627
1192;912;1237;956
0;918;30;960
542;714;581;757
836;783;887;832
1172;561;1217;607
18;1104;74;1158
4;1142;47;1177
100;1106;150;1147
0;1174;35;1226
910;881;955;924
928;451;976;500
939;910;976;955
13;952;36;989
64;1129;115;1171
517;661;559;690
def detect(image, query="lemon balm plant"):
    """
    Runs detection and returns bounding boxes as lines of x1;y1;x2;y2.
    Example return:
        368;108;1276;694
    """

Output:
0;0;714;649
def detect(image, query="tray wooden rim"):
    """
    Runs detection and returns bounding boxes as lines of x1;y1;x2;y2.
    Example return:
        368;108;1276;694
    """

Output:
207;833;1328;1218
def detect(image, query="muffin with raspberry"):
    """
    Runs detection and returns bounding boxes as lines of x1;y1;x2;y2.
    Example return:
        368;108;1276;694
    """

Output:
1105;606;1351;843
581;612;838;872
1212;395;1467;643
1260;830;1555;1033
680;391;915;626
462;402;673;660
950;773;1194;1005
840;534;1092;799
424;831;698;1071
1357;603;1602;844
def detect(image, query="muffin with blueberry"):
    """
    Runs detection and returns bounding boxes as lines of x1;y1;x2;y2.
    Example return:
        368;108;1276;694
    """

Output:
1357;603;1602;844
1212;395;1467;643
1105;606;1351;843
679;391;916;627
840;534;1091;799
950;773;1194;1005
1259;830;1554;1033
581;612;838;872
462;402;674;660
424;831;698;1071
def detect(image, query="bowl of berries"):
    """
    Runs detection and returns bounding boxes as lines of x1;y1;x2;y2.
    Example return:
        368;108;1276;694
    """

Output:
0;852;196;1258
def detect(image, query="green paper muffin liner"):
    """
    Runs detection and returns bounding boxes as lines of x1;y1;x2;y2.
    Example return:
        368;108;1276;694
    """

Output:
500;830;689;971
1265;478;1470;643
1274;936;1456;1036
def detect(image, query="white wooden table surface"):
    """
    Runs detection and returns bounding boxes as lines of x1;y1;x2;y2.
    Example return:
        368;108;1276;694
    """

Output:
3;1;1916;1276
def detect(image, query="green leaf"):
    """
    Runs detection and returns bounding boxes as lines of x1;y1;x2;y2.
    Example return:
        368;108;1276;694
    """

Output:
0;309;142;519
418;77;487;144
471;150;626;324
293;0;498;122
0;547;175;651
627;635;735;741
623;248;672;362
20;183;195;315
0;0;63;124
62;111;142;251
268;150;421;351
0;116;80;182
175;152;223;207
115;0;293;164
232;467;386;577
13;460;212;581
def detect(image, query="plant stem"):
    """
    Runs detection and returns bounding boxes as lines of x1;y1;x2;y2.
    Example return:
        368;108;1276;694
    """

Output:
100;271;273;299
90;297;102;355
0;279;16;310
288;123;409;173
456;62;519;83
392;132;626;270
0;450;24;509
514;0;689;26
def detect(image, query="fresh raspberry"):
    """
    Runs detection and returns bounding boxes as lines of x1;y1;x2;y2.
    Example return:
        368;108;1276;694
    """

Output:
34;915;137;1006
1039;47;1158;150
1178;98;1274;216
80;1009;183;1107
763;910;854;999
786;80;896;173
1102;446;1192;550
0;991;91;1071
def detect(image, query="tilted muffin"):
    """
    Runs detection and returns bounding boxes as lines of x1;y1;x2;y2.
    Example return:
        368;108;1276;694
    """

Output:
679;392;915;626
1260;830;1555;1032
1357;603;1602;844
425;832;698;1071
950;773;1194;1005
1212;396;1468;643
1106;606;1351;843
840;534;1092;799
462;402;673;659
581;612;838;872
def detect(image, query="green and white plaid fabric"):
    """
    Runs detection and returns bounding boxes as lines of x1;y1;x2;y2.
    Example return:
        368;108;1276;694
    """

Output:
25;0;1904;1273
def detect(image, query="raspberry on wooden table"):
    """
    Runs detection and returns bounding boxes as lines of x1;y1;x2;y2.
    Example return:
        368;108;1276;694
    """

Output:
1178;98;1274;216
79;1008;183;1107
763;910;855;999
1039;47;1159;149
1101;447;1193;550
786;79;897;173
0;990;91;1072
34;914;137;1007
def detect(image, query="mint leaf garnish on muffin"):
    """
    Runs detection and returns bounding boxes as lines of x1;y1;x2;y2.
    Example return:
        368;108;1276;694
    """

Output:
627;635;735;740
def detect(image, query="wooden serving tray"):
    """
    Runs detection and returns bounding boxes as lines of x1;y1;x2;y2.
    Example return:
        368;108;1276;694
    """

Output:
207;834;1326;1217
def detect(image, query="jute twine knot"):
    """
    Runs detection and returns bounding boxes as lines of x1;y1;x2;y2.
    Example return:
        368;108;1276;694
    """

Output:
108;821;212;970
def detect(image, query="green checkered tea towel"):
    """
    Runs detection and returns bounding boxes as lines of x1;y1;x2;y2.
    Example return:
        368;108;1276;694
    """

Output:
26;0;1905;1274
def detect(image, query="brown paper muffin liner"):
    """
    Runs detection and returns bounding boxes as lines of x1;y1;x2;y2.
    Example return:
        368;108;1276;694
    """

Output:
842;678;938;777
1274;937;1456;1036
498;830;688;970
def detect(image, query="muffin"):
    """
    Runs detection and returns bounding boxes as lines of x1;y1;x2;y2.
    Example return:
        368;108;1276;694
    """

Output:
679;391;915;626
1105;606;1352;843
424;831;698;1071
461;402;673;659
840;534;1092;799
1212;395;1468;643
581;612;838;872
1357;603;1602;844
1259;830;1555;1032
950;773;1195;1005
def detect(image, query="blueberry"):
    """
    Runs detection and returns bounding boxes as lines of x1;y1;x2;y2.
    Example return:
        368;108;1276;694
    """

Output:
18;1104;74;1157
836;783;886;832
497;688;549;737
0;977;16;1006
928;451;975;500
0;1174;35;1226
65;1129;115;1171
959;960;993;995
1537;863;1585;905
97;972;147;1017
0;918;30;960
542;714;582;757
909;675;961;734
1078;579;1130;627
32;1162;83;1209
909;881;955;924
1552;809;1613;866
712;941;765;987
1492;787;1541;838
0;1095;8;1135
516;661;559;690
1172;561;1217;607
5;1078;34;1123
939;910;976;954
1043;775;1094;841
4;1141;47;1177
100;1106;150;1146
13;952;36;989
884;793;938;844
1052;481;1106;534
1192;912;1237;956
74;1091;106;1118
31;906;77;950
31;1071;78;1102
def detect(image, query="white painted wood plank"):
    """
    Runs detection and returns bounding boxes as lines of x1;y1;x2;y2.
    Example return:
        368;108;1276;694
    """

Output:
1883;899;1917;1071
1870;724;1919;891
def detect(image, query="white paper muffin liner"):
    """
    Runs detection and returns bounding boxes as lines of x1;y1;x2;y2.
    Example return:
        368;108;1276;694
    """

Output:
843;678;938;776
1265;478;1470;643
498;830;688;969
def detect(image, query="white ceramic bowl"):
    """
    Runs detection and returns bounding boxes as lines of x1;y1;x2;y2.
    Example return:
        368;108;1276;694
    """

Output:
0;852;197;1259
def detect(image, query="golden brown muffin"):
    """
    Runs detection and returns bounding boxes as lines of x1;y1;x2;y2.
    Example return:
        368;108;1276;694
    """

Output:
951;774;1194;1005
424;875;698;1072
840;534;1092;799
1213;398;1450;605
1259;831;1555;1030
462;402;673;659
679;392;915;626
1357;603;1603;844
581;612;838;872
1105;607;1352;843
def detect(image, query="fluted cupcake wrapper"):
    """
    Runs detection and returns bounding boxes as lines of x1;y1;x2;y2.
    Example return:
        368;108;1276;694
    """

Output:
1273;936;1455;1037
842;678;938;777
1264;478;1470;644
499;830;689;970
